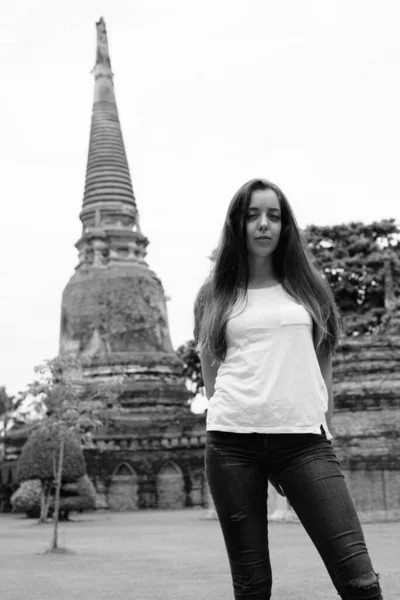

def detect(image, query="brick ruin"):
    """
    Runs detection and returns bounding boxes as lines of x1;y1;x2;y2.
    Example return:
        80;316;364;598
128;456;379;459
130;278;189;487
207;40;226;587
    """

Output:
269;257;400;522
331;258;400;521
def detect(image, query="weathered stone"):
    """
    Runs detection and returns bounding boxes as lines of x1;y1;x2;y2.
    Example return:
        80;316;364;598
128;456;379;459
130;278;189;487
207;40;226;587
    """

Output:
330;259;400;522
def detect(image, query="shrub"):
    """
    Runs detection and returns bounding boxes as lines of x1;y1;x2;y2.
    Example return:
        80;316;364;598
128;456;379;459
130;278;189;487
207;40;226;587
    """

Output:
10;475;97;519
10;479;42;517
59;475;97;517
16;423;86;485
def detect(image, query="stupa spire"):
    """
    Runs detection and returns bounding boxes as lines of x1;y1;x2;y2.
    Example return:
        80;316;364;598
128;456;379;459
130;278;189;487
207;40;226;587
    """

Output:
76;17;148;269
95;17;112;69
91;17;116;106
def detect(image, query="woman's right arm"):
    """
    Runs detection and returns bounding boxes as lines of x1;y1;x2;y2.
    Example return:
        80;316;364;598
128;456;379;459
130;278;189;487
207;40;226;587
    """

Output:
199;349;219;400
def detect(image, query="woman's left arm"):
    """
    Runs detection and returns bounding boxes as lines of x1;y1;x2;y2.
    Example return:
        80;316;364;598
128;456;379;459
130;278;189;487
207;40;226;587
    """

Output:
317;350;333;431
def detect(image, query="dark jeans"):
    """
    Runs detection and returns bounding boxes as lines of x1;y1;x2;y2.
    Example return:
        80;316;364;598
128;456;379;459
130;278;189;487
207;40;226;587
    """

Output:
205;430;383;600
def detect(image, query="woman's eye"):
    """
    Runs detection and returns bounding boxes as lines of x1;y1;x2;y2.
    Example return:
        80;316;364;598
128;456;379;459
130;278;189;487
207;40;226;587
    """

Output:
247;213;280;221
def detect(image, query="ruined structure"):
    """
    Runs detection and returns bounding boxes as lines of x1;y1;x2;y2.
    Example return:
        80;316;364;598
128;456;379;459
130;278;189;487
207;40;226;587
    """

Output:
56;17;207;510
266;257;400;523
331;257;400;521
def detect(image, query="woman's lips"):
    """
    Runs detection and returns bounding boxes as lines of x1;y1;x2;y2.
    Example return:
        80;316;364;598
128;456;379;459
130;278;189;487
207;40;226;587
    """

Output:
255;236;272;243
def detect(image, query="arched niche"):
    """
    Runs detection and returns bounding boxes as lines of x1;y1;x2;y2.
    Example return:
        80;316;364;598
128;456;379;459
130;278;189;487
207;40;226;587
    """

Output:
113;462;135;477
108;462;138;511
156;461;186;509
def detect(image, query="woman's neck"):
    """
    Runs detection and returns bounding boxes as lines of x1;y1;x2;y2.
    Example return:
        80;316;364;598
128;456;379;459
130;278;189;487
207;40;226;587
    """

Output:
248;256;279;287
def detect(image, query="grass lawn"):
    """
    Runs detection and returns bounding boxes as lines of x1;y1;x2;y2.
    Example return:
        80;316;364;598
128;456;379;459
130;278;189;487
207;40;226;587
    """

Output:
1;509;398;600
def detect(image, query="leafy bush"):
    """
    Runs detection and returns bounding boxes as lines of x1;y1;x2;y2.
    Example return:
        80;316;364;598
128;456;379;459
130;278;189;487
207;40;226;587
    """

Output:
10;475;97;519
16;423;86;485
10;479;42;517
59;475;97;514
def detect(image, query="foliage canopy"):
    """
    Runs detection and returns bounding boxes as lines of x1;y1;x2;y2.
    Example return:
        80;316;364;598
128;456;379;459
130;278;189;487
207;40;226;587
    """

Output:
16;424;86;484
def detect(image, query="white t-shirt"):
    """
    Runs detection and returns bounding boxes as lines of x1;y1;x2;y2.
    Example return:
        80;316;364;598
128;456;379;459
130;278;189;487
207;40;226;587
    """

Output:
207;283;332;440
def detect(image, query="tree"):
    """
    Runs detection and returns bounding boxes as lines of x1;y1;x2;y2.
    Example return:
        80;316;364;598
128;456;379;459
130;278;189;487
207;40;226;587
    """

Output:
176;339;204;400
0;387;12;460
18;354;124;553
16;424;86;522
0;387;26;460
303;219;400;335
0;387;12;419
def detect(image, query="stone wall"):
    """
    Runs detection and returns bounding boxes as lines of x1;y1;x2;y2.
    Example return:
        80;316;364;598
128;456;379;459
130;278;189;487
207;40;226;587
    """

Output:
84;434;206;510
60;266;174;357
331;337;400;522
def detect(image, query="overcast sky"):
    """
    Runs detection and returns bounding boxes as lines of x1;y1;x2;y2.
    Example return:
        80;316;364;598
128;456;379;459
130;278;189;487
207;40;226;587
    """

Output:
1;0;400;400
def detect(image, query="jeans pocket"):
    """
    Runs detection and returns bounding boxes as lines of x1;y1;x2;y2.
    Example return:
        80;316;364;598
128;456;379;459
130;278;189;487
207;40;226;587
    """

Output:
207;430;240;448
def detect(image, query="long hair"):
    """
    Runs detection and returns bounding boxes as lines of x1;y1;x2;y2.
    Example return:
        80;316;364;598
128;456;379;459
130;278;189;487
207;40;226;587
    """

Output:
194;178;341;363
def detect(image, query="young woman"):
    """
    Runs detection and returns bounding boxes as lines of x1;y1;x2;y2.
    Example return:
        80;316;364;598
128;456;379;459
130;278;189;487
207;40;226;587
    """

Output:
194;179;383;600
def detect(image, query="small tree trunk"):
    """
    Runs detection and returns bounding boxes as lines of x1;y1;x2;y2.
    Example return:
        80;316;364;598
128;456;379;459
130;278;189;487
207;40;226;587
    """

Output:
39;483;46;523
39;481;51;523
51;434;65;550
44;483;52;521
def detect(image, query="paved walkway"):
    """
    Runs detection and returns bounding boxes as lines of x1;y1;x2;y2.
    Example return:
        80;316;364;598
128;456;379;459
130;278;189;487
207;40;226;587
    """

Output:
0;509;398;599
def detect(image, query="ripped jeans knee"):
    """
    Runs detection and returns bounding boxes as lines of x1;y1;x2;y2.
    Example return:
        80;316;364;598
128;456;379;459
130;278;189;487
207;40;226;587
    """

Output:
340;571;383;600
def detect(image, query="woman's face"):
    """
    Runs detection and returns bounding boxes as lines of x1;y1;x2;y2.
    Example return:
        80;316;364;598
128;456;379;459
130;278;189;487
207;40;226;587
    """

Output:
246;188;282;258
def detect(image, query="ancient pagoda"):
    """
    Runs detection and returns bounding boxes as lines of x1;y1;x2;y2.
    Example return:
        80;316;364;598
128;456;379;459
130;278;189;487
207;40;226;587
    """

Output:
58;17;206;510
